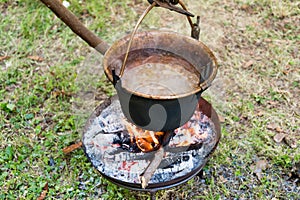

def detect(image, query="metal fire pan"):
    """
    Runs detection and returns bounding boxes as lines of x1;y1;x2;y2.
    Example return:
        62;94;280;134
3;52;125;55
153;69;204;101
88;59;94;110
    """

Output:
82;96;221;192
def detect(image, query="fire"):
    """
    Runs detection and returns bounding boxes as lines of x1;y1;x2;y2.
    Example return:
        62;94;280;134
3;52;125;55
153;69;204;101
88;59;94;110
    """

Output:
124;120;165;152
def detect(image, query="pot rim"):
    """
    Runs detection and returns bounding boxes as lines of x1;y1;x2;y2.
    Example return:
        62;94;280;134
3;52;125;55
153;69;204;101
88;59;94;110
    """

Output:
103;30;218;100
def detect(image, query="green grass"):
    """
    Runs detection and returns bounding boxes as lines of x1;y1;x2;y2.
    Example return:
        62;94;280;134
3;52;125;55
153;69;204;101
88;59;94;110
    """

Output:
1;0;300;199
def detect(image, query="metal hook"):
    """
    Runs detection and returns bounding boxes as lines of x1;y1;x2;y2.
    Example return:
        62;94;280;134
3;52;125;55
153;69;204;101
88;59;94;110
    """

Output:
148;0;194;17
191;16;201;40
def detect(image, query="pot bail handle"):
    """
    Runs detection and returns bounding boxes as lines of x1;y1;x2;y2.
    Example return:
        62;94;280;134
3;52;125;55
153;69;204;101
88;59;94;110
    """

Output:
119;0;200;78
119;2;156;78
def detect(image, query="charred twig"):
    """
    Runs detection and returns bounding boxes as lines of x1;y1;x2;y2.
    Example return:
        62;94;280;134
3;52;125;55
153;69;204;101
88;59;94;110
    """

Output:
140;146;164;188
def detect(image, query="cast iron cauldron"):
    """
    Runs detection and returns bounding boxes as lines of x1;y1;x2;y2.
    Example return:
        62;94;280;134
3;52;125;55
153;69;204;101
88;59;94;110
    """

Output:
103;31;218;131
39;0;218;132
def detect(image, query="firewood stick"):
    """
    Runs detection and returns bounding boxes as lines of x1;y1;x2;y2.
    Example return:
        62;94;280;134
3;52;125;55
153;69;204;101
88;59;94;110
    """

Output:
140;146;164;189
62;142;82;154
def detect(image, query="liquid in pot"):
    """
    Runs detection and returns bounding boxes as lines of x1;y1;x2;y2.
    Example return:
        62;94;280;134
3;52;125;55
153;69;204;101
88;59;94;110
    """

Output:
120;49;200;96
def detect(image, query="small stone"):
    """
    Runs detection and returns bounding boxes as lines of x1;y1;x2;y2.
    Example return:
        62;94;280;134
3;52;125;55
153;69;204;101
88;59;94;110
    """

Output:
273;133;286;143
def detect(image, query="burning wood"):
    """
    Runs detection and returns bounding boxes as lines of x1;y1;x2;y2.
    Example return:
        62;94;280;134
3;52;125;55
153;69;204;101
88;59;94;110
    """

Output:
124;119;165;152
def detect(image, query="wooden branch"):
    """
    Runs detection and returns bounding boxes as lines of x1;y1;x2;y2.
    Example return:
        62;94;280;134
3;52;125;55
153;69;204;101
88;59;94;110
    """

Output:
40;0;109;55
140;146;164;189
62;142;83;154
